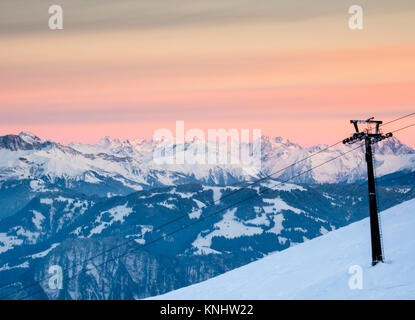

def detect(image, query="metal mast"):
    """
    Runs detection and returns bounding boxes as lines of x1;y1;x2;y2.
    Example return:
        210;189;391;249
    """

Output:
343;117;392;266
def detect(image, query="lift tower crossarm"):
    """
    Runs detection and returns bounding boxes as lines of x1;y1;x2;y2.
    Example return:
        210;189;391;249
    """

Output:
343;117;392;266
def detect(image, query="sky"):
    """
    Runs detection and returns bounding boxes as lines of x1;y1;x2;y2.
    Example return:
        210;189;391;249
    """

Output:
1;0;415;147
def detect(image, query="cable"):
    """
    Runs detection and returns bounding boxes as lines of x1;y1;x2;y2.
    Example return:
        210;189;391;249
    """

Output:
1;115;414;299
0;140;345;290
4;112;412;281
380;112;415;128
28;120;411;300
3;143;364;300
1;114;414;298
391;123;415;134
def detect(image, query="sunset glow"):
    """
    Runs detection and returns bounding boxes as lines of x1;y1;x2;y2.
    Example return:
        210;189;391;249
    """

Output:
1;1;414;146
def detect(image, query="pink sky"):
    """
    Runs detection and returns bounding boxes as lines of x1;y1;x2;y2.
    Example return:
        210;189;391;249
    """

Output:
1;2;415;147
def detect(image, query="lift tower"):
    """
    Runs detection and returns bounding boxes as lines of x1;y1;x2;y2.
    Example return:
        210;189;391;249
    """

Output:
343;118;392;266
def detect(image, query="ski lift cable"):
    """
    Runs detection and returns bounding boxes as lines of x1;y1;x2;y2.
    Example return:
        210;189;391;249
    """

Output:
1;116;414;299
2;143;364;300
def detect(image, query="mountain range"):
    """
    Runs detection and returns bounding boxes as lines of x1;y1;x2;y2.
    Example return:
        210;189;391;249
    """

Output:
1;131;414;219
0;131;414;299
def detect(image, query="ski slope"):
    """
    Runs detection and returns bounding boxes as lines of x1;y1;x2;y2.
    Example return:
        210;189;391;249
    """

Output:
153;199;415;299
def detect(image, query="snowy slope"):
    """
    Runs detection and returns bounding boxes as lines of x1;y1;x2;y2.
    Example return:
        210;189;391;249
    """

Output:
153;198;415;299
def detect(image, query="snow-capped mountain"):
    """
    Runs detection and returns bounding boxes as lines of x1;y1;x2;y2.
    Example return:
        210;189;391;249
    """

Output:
1;131;414;187
154;198;415;300
0;131;413;220
259;135;415;184
0;131;413;299
0;172;414;299
0;132;186;190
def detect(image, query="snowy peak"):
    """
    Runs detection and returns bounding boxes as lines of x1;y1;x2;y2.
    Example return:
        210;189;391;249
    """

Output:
18;131;41;143
96;136;124;149
260;135;302;151
0;132;414;188
272;136;301;147
374;136;415;155
0;132;51;151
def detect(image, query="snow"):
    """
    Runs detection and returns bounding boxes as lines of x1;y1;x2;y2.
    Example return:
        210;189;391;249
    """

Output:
127;225;153;244
12;226;40;243
260;180;306;192
55;196;73;203
14;227;39;244
71;227;82;236
375;154;415;177
266;214;284;235
30;180;46;192
89;203;133;236
245;210;270;227
202;186;223;203
86;263;100;284
19;131;39;143
29;179;59;193
262;197;303;215
0;261;29;272
154;198;415;300
396;187;411;194
323;192;335;200
170;188;195;199
40;198;53;205
158;200;176;210
30;243;60;258
32;210;45;230
320;226;329;235
84;173;102;184
0;233;23;254
189;199;205;219
192;208;263;255
190;197;303;255
193;199;205;209
1;133;414;186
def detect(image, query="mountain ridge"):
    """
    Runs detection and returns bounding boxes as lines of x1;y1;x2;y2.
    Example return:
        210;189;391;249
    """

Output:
1;131;414;185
